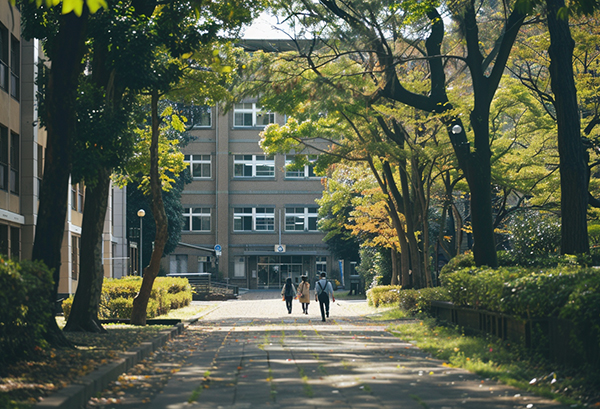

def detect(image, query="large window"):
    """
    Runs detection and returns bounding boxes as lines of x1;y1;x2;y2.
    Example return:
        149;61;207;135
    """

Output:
285;207;318;231
0;24;7;92
234;257;245;277
71;235;80;280
184;154;211;178
233;154;274;177
0;125;7;191
170;254;188;274
10;226;19;260
233;103;275;127
10;132;18;195
316;256;327;275
10;36;18;100
285;154;317;178
234;207;275;231
180;105;211;128
183;207;211;231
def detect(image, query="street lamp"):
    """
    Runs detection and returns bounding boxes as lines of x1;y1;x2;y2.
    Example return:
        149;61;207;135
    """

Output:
137;209;145;277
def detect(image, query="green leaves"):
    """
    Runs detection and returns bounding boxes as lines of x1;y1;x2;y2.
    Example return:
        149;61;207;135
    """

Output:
12;0;107;15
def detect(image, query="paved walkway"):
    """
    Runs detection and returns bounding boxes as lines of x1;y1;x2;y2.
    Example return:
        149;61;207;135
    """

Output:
87;291;568;409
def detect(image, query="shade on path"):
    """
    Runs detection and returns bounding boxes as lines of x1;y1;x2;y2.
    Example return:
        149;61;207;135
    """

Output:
87;291;568;409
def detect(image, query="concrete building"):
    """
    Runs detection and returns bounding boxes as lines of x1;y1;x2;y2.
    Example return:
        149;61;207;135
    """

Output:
1;2;129;296
165;101;337;289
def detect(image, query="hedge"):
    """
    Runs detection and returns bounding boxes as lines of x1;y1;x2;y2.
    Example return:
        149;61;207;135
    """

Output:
62;276;192;320
0;259;54;365
366;285;402;307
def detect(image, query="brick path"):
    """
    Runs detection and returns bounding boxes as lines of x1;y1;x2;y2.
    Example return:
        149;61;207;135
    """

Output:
86;291;568;409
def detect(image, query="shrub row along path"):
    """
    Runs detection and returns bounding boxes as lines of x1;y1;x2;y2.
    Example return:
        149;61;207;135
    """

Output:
87;290;567;409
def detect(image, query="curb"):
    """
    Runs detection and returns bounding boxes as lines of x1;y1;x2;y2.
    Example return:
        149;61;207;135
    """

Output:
35;323;185;409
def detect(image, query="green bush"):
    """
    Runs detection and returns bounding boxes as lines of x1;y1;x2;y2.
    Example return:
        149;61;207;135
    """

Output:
63;276;192;320
508;211;560;264
62;296;74;320
366;285;402;307
398;287;452;315
0;259;54;365
439;252;475;276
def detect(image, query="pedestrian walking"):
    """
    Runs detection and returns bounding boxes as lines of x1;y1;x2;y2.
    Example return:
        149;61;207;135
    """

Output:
297;275;311;314
315;272;335;322
281;277;296;314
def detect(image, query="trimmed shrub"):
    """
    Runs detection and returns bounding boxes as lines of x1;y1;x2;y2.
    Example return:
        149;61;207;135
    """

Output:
439;252;475;276
0;259;54;365
63;276;192;320
367;285;402;307
398;287;452;315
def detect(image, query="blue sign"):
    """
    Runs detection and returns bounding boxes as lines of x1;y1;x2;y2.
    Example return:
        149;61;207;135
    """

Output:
214;244;222;252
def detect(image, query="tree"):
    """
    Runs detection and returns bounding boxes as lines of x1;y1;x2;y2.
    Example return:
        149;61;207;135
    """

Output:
266;0;532;268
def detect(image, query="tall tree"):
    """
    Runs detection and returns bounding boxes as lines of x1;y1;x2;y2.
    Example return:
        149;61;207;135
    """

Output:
267;0;531;267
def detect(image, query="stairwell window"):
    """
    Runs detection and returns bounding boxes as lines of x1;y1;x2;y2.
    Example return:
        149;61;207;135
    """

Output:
233;103;275;127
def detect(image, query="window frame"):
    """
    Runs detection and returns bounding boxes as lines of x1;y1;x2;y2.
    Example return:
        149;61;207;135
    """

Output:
0;125;8;191
183;207;211;232
9;35;18;100
233;154;275;178
285;207;319;232
233;103;275;128
233;207;275;232
9;131;18;195
285;154;318;178
184;154;212;179
0;24;8;92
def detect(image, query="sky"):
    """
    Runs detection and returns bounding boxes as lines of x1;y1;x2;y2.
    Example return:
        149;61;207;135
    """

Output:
241;11;292;40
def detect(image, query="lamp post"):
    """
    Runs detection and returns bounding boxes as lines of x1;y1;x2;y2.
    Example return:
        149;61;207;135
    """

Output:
137;209;145;276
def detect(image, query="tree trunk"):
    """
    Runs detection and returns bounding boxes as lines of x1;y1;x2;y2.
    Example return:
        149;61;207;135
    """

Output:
546;0;589;254
31;10;88;347
130;90;169;325
390;250;399;286
64;167;111;333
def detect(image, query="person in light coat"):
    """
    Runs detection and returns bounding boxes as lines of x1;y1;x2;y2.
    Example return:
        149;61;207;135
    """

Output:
297;275;311;314
314;272;335;322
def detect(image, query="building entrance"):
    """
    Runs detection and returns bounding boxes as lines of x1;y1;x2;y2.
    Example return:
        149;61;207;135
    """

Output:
257;255;304;289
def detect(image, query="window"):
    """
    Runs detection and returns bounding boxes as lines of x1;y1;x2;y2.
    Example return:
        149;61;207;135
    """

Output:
78;184;84;211
71;235;80;280
183;207;211;231
37;144;44;192
316;256;327;275
184;154;211;178
233;103;275;127
234;207;275;231
197;256;209;273
170;254;188;274
0;24;8;92
234;257;245;277
233;154;274;178
71;184;77;210
0;224;7;256
285;207;318;231
10;132;18;195
180;105;211;128
285;154;317;178
0;125;7;191
10;226;19;260
10;36;18;100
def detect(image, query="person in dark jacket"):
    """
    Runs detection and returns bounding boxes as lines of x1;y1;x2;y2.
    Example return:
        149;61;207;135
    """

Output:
314;272;335;322
281;277;296;314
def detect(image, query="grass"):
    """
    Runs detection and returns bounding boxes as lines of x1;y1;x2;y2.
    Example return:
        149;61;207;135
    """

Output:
387;317;599;407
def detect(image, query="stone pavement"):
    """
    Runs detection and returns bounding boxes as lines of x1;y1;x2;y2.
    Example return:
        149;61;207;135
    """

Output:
86;291;568;409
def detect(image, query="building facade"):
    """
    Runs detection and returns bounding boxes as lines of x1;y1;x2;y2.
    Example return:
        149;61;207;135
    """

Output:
1;2;129;296
166;101;336;289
